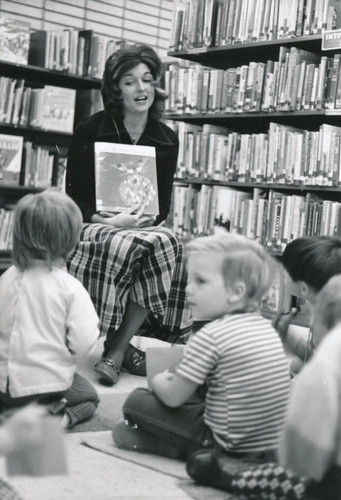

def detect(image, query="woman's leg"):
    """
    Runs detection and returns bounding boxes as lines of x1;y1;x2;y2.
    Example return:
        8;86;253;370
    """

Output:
113;388;214;458
103;300;150;365
95;300;150;384
68;225;192;384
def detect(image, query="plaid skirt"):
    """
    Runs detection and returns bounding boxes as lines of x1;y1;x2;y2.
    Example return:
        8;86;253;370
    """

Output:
67;224;192;344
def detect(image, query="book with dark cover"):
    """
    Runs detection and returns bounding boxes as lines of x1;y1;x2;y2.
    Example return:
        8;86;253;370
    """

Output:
28;30;48;67
94;142;159;216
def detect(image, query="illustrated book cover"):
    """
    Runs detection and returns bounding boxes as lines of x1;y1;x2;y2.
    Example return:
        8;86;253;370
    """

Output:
40;86;76;134
0;134;23;185
94;142;159;216
0;17;30;65
261;261;292;316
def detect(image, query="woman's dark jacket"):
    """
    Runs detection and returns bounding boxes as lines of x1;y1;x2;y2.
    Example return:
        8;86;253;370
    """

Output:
66;109;179;225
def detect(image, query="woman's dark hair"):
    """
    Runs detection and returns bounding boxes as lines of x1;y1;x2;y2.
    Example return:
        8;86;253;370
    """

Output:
101;44;167;120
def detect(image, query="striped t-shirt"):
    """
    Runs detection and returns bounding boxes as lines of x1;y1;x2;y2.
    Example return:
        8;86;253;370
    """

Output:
176;312;290;453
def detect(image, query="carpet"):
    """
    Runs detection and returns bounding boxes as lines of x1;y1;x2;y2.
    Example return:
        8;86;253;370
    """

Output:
69;392;128;433
75;391;246;500
82;433;239;500
82;431;188;479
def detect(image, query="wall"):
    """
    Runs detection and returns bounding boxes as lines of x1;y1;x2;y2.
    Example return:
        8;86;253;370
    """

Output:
0;0;173;59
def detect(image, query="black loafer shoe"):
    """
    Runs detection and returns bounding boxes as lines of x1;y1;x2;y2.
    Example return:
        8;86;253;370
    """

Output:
94;358;120;385
121;344;146;376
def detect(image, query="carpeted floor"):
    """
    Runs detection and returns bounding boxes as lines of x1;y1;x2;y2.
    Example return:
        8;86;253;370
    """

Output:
72;391;242;500
69;392;128;433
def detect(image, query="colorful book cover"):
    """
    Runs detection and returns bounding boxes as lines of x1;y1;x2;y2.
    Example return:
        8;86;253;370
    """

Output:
0;17;30;65
94;142;159;216
0;134;23;185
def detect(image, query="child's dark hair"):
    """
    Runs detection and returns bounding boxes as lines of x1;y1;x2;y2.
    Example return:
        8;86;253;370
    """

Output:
12;189;82;270
101;44;167;120
282;236;341;293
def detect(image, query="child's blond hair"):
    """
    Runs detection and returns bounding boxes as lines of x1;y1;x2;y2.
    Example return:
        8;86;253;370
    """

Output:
12;188;82;270
186;233;275;309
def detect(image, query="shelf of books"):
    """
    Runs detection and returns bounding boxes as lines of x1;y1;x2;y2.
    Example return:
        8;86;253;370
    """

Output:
165;0;341;323
0;17;123;269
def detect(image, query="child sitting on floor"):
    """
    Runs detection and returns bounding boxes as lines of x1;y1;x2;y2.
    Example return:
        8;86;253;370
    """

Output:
186;273;341;499
273;236;341;376
0;189;100;428
112;234;290;459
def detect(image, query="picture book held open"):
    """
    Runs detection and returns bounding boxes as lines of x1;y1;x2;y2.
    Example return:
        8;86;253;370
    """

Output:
94;142;159;216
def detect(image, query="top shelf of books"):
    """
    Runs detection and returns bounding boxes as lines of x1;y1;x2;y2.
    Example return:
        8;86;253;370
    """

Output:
0;17;125;89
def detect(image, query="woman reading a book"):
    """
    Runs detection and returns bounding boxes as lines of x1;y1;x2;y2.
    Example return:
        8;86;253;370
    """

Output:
66;44;192;385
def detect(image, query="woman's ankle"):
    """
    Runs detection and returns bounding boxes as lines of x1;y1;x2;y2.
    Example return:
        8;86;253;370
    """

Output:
102;349;124;366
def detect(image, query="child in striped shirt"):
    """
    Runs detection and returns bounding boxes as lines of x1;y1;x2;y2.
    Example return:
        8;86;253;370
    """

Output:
113;233;290;460
186;273;341;500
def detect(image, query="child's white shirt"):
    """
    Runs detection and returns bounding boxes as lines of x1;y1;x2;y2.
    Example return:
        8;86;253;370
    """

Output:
0;262;100;397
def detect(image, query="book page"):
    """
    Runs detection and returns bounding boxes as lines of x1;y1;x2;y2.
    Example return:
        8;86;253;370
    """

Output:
146;346;184;389
95;142;159;216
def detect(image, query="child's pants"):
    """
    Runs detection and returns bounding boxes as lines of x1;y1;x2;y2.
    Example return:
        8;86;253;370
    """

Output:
0;373;99;428
122;388;214;458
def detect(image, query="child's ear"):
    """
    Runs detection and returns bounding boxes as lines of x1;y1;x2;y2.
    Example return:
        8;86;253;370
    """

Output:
297;281;313;302
229;281;247;303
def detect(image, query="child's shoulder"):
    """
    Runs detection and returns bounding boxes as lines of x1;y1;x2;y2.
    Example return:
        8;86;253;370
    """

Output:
207;311;272;330
197;312;276;344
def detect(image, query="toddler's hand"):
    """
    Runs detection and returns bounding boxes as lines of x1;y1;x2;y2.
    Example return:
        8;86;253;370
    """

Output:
272;309;298;340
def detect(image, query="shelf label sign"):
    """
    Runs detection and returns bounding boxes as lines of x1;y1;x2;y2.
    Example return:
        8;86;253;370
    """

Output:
322;29;341;50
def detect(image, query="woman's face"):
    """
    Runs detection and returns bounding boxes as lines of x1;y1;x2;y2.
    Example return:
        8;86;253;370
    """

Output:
118;63;155;116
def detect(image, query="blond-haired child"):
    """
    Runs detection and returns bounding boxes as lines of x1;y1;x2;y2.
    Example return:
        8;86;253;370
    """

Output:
188;273;341;499
0;189;100;428
112;234;290;459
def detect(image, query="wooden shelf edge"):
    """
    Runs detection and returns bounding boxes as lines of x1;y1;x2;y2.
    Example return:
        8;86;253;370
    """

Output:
174;178;341;192
168;35;322;57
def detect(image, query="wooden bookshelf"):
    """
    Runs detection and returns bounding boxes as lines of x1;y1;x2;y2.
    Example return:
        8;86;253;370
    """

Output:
0;61;101;268
168;35;324;68
0;61;101;90
167;110;341;133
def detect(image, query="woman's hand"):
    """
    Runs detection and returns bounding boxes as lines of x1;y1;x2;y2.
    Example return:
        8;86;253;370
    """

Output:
98;203;156;228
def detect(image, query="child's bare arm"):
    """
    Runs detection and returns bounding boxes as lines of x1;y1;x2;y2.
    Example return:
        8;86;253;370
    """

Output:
150;370;199;407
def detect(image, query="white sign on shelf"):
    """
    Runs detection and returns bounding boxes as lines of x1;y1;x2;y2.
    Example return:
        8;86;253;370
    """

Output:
322;29;341;50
